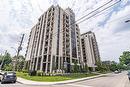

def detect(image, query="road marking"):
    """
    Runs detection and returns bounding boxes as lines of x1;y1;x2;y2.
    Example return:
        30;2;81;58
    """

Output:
66;84;93;87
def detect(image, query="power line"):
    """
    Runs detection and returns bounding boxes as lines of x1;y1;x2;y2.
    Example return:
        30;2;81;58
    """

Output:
107;13;130;24
51;0;114;37
86;6;130;25
78;10;130;30
83;5;130;26
76;0;113;23
51;0;121;37
77;0;121;24
76;10;130;31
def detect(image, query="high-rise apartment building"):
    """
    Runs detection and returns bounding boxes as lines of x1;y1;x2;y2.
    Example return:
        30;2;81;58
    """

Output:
81;31;100;70
25;5;101;73
25;5;82;73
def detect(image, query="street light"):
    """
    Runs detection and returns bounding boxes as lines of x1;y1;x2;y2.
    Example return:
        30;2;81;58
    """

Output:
125;20;130;23
10;34;24;71
11;47;17;54
11;47;21;71
11;47;18;71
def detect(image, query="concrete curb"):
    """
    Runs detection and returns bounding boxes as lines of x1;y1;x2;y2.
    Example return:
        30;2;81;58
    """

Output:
17;73;110;86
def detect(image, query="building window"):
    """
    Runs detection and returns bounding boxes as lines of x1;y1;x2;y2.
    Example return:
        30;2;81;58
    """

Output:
42;63;46;71
63;57;65;62
66;57;70;63
44;48;47;54
37;57;41;70
56;9;60;55
45;41;48;46
56;56;58;69
43;55;47;62
47;63;50;72
34;58;37;70
48;55;51;62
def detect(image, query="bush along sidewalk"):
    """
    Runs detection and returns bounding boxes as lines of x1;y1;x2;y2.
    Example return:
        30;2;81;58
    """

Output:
16;71;99;82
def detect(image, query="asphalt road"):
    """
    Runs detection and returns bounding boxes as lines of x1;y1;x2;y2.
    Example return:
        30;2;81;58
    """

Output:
0;71;130;87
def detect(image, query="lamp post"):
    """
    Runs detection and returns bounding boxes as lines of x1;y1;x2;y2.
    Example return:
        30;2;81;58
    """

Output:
11;46;22;71
11;47;17;53
10;34;24;71
125;20;130;23
11;47;17;71
11;47;17;54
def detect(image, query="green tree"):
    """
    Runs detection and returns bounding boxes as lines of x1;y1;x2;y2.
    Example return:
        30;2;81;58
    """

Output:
109;61;118;71
0;55;3;62
0;52;12;70
4;64;13;71
119;51;130;65
17;55;25;71
117;63;123;70
102;61;111;71
4;53;12;64
96;61;109;72
96;61;102;71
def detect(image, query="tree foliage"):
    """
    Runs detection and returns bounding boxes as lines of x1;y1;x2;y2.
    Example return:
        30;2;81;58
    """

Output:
4;64;13;71
17;55;25;71
72;61;79;73
0;52;25;71
96;61;121;72
96;61;109;72
119;51;130;65
0;52;12;70
109;61;118;71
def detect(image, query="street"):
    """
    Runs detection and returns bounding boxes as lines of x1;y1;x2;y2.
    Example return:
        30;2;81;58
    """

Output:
0;72;130;87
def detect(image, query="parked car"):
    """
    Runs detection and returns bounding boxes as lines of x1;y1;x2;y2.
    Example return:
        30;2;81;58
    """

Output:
114;70;119;74
127;72;130;80
118;70;121;73
0;71;4;81
114;70;121;74
0;71;17;84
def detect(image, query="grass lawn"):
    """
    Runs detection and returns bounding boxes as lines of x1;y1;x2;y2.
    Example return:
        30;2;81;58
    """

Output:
16;72;99;82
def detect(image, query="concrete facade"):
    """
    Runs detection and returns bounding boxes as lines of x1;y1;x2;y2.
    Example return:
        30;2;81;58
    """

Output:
25;5;82;73
25;5;100;73
81;31;100;69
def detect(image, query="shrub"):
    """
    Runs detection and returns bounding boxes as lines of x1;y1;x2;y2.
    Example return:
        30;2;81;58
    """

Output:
37;70;44;76
73;62;80;73
22;69;28;73
28;70;36;76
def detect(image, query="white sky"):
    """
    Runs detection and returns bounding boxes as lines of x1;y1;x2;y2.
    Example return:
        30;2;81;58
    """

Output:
0;0;130;62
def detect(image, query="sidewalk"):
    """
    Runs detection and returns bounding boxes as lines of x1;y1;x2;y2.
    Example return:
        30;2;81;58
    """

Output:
17;73;110;85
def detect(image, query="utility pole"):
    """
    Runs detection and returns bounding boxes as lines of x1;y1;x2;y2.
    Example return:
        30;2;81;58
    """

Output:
13;34;25;71
0;53;3;70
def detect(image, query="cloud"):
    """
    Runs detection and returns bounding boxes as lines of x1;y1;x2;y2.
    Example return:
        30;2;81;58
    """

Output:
75;0;130;62
0;0;34;56
0;0;130;62
0;0;53;56
92;3;130;62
